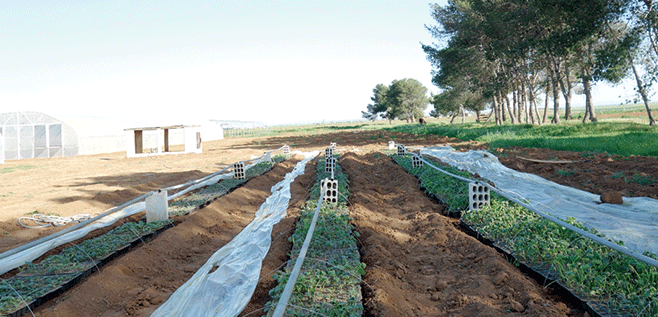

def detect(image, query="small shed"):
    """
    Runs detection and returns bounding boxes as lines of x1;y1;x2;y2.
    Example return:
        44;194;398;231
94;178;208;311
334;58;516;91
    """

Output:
124;125;202;158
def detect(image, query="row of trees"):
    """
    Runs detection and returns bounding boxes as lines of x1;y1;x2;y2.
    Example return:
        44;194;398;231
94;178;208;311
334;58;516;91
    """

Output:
362;78;430;123
422;0;657;126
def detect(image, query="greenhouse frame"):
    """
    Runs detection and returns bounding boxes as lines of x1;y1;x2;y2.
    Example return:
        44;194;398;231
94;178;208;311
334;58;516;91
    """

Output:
0;111;224;161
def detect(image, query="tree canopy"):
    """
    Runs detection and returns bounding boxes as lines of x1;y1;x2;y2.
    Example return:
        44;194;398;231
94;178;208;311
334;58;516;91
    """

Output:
362;78;429;123
423;0;656;125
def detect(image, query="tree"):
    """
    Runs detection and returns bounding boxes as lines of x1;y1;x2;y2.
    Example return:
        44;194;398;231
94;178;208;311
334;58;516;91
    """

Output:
362;79;429;123
387;78;430;123
361;84;390;121
423;0;628;126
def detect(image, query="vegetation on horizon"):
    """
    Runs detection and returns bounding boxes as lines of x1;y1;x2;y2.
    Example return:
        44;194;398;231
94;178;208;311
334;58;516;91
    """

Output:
387;121;658;157
361;78;430;124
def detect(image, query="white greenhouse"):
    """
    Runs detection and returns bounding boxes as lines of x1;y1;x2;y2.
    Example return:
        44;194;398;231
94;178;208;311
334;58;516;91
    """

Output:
0;111;224;161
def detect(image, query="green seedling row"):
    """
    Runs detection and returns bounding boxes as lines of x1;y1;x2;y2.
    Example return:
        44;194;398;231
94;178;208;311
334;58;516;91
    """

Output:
390;153;471;212
1;220;171;315
169;155;289;216
462;199;658;317
393;152;658;316
0;155;289;315
266;155;365;317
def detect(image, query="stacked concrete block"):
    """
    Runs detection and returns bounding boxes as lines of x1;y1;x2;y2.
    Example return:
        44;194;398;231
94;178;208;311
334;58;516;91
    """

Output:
321;178;338;203
469;182;490;210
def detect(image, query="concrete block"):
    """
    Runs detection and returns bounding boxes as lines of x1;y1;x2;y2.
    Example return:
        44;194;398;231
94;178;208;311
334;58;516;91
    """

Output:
146;190;168;223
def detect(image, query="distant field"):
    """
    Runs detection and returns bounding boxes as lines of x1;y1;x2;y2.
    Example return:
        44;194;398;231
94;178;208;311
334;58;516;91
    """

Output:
388;121;658;157
222;105;657;157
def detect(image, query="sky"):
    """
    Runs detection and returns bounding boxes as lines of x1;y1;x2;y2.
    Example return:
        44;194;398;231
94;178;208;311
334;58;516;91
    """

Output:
1;0;640;126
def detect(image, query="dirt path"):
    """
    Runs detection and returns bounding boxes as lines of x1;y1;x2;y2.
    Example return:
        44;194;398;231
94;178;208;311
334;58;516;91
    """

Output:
340;151;577;316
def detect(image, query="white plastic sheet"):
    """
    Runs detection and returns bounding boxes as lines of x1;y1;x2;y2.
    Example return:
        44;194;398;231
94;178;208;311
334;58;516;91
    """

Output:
151;151;319;317
0;202;146;275
0;153;272;275
421;146;658;257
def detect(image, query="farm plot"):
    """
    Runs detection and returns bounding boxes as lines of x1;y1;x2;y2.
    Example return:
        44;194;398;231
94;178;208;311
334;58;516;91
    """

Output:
266;153;364;316
340;152;579;316
392;151;658;316
3;127;658;316
25;156;305;317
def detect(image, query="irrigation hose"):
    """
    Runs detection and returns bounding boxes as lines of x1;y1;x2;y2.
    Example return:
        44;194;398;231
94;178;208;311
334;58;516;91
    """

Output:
2;146;289;264
18;213;95;228
400;147;658;269
271;189;325;317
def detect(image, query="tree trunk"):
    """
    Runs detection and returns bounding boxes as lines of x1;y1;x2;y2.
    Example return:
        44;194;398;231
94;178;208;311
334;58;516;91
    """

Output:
581;67;597;123
519;81;528;123
560;62;573;120
525;78;537;125
512;89;518;121
492;95;500;125
461;105;465;124
629;54;656;126
550;63;561;124
505;94;515;124
543;83;550;124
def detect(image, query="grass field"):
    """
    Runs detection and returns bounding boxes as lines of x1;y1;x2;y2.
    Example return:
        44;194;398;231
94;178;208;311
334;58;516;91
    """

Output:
388;121;658;157
223;104;657;158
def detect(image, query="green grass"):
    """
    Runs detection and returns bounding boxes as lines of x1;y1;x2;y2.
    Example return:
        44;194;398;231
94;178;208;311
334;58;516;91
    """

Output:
0;165;37;174
386;121;658;157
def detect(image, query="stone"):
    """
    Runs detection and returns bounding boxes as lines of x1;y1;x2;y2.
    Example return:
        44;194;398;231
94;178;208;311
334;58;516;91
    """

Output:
601;191;623;204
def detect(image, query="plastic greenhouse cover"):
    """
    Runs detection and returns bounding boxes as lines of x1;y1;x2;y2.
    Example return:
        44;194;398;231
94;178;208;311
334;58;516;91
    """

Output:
420;146;658;258
151;151;318;317
0;153;277;275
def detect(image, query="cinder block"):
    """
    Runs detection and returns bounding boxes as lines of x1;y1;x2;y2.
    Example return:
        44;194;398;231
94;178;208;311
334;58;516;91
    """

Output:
412;155;423;168
325;155;336;173
283;145;290;155
325;147;333;158
469;182;490;210
233;161;245;179
397;144;405;155
146;190;168;223
321;178;338;203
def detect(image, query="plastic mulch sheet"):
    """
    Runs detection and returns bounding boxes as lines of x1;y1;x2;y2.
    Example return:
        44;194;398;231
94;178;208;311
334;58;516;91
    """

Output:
421;146;658;258
151;151;318;317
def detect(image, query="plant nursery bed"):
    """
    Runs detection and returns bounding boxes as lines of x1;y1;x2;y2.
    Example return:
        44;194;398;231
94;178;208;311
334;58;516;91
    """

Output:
458;220;606;317
340;151;586;316
26;157;304;317
1;221;173;317
266;153;364;316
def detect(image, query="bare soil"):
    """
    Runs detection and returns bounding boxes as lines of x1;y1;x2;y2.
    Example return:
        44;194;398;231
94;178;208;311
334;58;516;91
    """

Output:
1;126;656;316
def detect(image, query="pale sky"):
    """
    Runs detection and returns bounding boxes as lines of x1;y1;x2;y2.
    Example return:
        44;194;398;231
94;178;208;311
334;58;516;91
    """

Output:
1;0;639;126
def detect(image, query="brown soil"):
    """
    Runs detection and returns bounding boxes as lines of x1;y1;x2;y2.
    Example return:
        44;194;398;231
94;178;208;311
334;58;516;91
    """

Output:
341;151;574;316
1;126;656;316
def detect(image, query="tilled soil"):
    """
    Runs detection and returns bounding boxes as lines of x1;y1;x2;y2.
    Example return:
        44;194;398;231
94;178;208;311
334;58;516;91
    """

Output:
29;157;304;317
2;126;657;316
340;151;576;316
